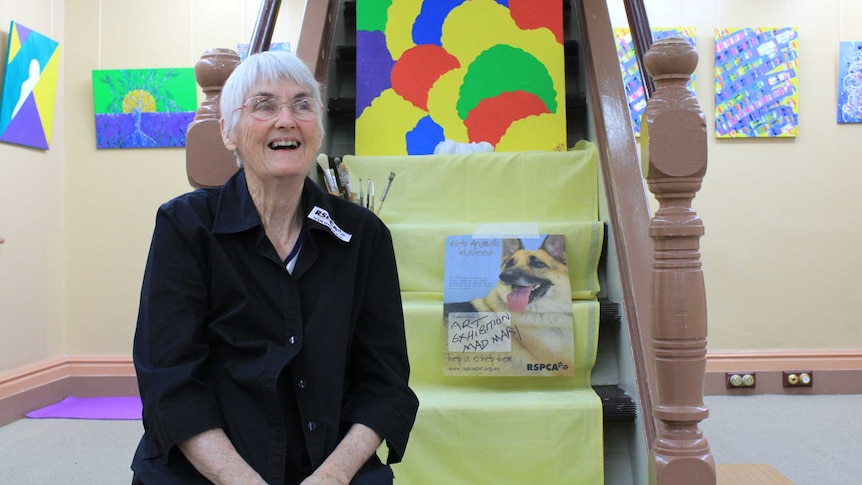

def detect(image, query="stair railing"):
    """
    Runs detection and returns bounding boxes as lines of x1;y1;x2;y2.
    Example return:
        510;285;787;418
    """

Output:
575;0;658;449
248;0;283;56
622;0;656;97
294;0;341;86
577;0;716;482
641;38;716;484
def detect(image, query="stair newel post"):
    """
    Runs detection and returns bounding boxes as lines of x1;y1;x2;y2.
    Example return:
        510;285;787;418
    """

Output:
640;38;716;485
185;48;241;188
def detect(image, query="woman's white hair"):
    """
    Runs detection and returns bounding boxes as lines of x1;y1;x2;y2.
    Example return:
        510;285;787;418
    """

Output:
220;51;325;164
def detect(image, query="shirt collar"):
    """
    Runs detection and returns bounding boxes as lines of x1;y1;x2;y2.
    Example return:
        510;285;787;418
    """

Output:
212;169;353;244
212;169;261;234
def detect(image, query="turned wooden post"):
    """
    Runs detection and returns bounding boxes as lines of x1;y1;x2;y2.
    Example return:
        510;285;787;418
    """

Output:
185;48;241;188
641;38;715;485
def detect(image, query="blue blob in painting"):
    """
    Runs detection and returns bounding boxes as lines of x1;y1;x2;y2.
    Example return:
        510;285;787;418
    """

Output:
406;115;444;154
412;0;466;46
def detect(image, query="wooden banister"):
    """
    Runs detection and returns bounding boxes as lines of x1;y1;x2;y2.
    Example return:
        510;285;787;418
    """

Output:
576;0;658;450
622;0;656;97
248;0;283;56
642;38;715;484
295;0;340;86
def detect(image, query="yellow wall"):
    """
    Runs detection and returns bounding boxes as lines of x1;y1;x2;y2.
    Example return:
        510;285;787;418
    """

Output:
0;0;860;378
607;0;862;350
0;0;66;374
0;0;306;375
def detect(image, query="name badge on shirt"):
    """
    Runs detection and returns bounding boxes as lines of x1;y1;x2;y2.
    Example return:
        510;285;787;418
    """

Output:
308;206;352;242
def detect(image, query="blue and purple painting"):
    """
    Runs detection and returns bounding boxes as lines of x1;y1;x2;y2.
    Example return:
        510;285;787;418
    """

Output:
236;41;290;60
838;41;862;124
714;27;799;138
613;27;696;136
92;68;197;149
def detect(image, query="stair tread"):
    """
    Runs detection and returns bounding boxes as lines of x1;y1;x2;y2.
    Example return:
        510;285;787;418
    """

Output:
594;384;638;422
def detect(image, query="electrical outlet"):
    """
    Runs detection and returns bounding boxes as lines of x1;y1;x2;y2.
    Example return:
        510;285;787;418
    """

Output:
726;372;756;389
783;371;813;387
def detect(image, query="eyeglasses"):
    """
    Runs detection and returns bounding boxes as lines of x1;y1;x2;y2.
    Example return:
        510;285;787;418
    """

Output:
235;96;323;121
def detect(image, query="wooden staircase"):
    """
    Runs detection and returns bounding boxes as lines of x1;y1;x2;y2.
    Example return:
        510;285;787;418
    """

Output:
184;0;716;483
319;4;641;481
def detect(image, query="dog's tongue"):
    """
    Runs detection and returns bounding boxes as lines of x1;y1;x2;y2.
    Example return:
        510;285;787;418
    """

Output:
507;286;532;313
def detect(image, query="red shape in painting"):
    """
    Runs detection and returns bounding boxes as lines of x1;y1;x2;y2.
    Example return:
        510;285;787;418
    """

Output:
391;44;460;111
509;0;563;44
464;90;550;145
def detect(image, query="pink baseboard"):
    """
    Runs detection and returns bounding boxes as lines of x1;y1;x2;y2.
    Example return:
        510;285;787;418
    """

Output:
705;350;862;395
0;356;137;427
2;351;860;426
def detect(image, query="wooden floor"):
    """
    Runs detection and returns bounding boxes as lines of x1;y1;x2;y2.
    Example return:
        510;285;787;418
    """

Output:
717;464;794;484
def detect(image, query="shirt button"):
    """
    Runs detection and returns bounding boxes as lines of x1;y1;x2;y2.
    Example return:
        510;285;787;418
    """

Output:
298;379;306;389
289;336;296;344
307;421;317;431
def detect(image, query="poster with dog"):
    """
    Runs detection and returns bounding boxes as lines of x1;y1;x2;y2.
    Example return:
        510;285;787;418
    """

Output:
443;234;575;376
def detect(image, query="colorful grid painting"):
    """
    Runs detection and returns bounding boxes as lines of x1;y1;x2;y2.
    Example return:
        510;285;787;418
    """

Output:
356;0;567;155
838;41;862;124
236;41;291;61
714;27;799;138
0;21;61;150
613;27;696;136
92;68;197;149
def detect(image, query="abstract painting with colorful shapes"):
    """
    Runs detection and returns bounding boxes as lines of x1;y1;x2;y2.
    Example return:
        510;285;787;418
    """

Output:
356;0;567;155
0;21;61;150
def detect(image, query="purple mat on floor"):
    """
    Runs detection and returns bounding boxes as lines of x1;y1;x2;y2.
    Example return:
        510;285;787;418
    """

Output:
26;396;142;420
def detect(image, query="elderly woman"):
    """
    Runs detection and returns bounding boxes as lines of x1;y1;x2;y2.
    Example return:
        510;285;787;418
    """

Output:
131;51;418;485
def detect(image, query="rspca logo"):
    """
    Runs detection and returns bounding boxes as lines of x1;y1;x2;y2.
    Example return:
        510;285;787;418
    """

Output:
526;362;569;372
308;206;352;242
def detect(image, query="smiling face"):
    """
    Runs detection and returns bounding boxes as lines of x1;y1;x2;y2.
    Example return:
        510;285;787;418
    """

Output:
221;80;322;183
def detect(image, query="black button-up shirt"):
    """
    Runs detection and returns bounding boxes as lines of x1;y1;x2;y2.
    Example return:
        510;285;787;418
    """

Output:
131;170;418;484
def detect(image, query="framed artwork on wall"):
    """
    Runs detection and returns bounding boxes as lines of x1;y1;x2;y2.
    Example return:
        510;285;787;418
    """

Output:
0;21;61;150
236;41;291;61
837;41;862;123
355;0;567;155
613;27;696;136
91;68;197;149
714;27;799;138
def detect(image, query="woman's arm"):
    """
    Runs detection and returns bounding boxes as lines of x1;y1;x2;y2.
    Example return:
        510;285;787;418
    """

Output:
300;423;383;485
179;428;268;485
337;222;418;465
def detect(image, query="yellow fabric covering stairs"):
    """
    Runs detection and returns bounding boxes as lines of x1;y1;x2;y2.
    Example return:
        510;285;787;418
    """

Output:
345;142;604;484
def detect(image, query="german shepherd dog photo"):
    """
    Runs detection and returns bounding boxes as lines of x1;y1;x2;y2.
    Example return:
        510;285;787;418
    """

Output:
444;234;575;375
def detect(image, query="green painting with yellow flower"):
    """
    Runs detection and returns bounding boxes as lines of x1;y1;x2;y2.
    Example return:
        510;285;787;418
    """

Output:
92;68;197;149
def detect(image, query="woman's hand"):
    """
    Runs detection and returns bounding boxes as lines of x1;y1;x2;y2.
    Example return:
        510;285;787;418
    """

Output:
299;423;383;485
178;428;268;485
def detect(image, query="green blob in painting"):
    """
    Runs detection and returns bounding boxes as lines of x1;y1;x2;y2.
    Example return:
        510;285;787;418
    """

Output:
457;45;557;121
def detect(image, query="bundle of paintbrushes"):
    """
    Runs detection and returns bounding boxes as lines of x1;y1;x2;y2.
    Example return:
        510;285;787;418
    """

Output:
316;155;395;215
